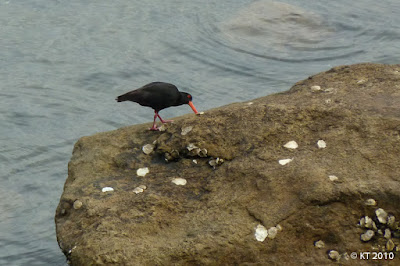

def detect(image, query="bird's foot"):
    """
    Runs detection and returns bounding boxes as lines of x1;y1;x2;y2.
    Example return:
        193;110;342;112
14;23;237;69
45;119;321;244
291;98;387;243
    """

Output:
149;126;159;131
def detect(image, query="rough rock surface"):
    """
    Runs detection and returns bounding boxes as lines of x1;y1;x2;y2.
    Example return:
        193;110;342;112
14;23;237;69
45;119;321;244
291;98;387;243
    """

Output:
56;63;400;265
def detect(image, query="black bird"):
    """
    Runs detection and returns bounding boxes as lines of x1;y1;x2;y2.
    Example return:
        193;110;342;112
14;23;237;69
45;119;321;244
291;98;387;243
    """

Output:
116;82;198;130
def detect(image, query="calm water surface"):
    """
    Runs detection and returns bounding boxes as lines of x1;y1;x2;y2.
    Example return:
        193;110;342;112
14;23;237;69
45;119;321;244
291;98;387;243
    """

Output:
1;0;400;264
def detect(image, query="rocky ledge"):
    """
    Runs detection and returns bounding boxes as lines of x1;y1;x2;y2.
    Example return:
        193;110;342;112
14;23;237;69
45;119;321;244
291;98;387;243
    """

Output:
56;63;400;265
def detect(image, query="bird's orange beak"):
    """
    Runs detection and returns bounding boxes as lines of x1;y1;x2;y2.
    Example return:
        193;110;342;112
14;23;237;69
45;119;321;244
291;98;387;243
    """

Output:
188;101;198;114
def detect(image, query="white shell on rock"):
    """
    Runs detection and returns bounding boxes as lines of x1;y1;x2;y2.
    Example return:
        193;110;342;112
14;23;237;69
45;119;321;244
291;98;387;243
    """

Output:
314;240;325;249
360;230;375;242
247;102;254;105
196;111;205;115
267;227;278;239
359;217;365;227
158;124;167;131
386;239;395;251
192;159;198;164
142;144;154;155
171;178;187;186
364;216;373;228
279;158;293;165
198;148;208;157
276;224;283;231
181;126;193;136
255;224;268;242
187;143;198;151
137;167;149;177
328;175;338;182
133;185;147;194
365;198;377;206
283;140;298;149
73;200;83;210
209;157;224;168
102;187;114;192
387;214;396;229
311;85;322;91
133;187;144;194
384;228;392;239
328;250;340;261
317;140;326;148
375;208;388;224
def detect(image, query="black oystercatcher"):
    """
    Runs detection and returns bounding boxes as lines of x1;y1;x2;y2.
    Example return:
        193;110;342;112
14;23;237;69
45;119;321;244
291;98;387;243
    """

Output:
116;82;198;130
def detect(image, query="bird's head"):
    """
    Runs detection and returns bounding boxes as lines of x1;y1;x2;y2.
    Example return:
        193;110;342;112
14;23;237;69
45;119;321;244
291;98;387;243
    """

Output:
181;92;198;114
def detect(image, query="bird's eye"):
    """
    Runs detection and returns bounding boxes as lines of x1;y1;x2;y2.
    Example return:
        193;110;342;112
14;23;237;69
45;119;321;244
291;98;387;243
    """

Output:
187;94;191;99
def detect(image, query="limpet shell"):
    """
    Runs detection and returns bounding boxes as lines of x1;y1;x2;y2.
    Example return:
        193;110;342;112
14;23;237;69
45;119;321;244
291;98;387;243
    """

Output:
137;167;149;177
102;187;114;192
387;215;396;229
181;126;193;136
317;140;326;149
386;239;395;251
376;208;388;224
165;150;180;162
328;250;340;261
314;240;325;249
279;158;293;165
254;224;268;242
384;228;392;239
283;140;298;149
365;198;377;206
133;185;147;194
198;148;208;157
142;144;154;155
73;200;83;210
360;230;374;242
311;85;322;91
171;178;187;186
209;157;224;168
187;143;198;151
267;227;278;239
328;175;338;182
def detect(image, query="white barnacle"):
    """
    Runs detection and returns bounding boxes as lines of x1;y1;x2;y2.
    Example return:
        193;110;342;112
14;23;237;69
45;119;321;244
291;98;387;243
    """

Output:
376;208;388;224
328;175;338;182
137;167;149;177
142;144;154;155
279;158;293;165
254;224;268;242
133;185;147;194
187;143;198;151
283;140;298;149
102;187;114;193
311;85;321;91
360;230;375;242
181;126;193;136
267;227;278;239
365;198;377;206
314;240;325;249
317;140;326;149
171;178;187;186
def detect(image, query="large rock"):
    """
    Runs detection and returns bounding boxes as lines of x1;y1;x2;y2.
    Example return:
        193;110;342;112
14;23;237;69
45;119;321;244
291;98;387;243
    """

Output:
56;63;400;265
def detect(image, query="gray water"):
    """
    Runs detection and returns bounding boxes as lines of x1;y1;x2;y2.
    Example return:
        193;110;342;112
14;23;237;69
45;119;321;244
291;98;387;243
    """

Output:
1;0;399;265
